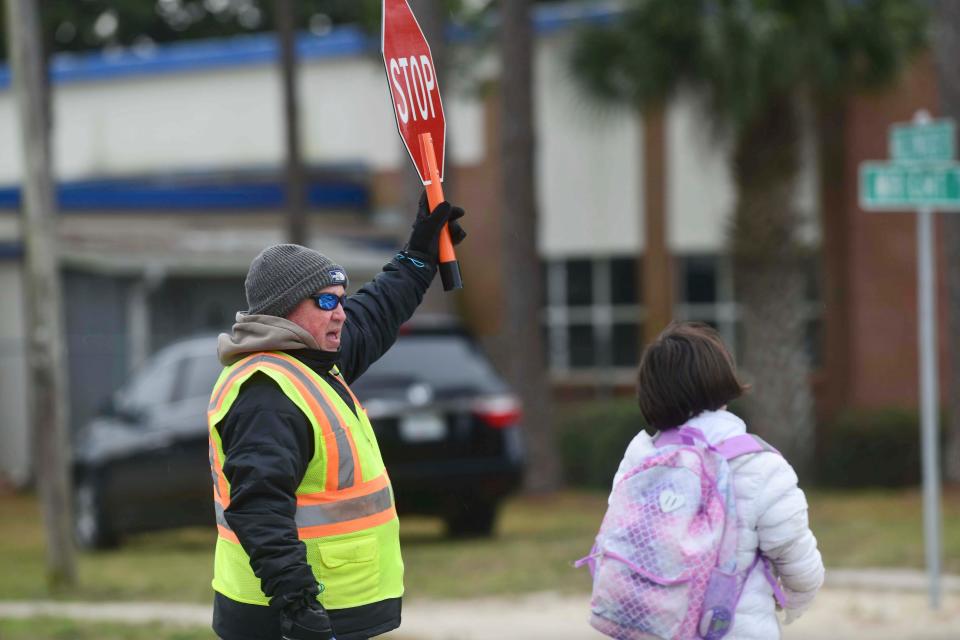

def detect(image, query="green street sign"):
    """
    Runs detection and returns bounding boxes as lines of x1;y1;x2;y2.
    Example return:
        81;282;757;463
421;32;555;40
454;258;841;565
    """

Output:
860;162;960;211
890;120;955;163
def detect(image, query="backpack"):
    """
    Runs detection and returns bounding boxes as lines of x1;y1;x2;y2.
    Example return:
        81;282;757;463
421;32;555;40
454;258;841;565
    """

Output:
575;426;787;640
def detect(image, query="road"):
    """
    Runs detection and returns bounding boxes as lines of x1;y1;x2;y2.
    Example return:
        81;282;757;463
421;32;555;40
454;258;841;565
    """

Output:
1;570;957;639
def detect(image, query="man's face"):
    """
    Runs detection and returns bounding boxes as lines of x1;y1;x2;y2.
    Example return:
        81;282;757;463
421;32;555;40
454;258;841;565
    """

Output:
285;284;347;351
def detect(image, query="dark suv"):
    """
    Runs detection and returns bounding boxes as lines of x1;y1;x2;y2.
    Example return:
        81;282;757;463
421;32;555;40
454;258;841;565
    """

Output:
72;320;525;549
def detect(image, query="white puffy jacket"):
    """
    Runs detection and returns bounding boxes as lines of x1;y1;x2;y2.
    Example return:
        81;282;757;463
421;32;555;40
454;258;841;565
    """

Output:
611;410;825;639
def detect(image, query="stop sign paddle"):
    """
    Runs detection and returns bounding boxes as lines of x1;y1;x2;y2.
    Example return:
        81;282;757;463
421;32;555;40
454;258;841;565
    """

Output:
381;0;462;291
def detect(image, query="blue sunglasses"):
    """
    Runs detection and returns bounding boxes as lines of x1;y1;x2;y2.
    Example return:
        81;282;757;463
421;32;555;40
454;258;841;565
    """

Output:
311;292;347;311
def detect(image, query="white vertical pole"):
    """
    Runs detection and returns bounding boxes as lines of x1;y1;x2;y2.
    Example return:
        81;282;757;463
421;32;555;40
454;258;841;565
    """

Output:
917;206;943;609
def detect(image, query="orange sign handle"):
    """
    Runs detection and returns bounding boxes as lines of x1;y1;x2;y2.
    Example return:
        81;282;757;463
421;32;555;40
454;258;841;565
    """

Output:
418;132;462;290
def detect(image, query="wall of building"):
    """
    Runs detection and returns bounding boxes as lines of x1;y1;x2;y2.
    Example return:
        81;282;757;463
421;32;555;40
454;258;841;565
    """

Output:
0;259;29;486
842;54;953;411
0;6;949;483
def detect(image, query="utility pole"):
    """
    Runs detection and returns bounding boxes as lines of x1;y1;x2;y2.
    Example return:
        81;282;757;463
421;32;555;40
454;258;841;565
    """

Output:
276;0;307;245
4;0;76;586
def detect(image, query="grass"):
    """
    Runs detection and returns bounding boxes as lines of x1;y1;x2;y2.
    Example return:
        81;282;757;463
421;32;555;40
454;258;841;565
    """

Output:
0;617;213;639
1;487;959;604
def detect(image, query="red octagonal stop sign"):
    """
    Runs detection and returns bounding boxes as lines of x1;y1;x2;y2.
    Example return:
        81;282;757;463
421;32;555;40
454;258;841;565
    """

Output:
381;0;446;185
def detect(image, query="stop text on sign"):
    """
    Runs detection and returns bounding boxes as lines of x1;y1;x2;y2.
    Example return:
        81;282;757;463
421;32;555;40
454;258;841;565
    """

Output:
387;54;438;124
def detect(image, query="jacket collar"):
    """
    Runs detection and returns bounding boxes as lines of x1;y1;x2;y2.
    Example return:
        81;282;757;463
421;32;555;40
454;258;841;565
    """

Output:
683;409;747;444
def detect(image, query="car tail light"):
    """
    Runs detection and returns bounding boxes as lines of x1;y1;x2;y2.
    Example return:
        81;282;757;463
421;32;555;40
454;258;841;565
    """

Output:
472;395;522;429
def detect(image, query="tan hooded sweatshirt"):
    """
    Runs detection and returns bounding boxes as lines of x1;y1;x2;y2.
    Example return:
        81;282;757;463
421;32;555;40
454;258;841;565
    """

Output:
217;312;322;366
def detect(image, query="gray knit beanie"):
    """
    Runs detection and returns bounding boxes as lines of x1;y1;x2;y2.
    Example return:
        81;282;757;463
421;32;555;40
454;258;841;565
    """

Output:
244;244;349;318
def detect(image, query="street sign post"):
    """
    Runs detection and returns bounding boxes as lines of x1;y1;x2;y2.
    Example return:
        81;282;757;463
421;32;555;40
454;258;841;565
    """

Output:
859;111;955;610
381;0;462;290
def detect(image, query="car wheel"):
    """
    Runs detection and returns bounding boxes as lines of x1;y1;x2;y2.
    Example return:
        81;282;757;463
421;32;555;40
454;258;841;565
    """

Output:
74;475;118;550
444;499;498;538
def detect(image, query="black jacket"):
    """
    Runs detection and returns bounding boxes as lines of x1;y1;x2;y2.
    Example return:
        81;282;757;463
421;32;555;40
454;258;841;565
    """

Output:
212;252;434;640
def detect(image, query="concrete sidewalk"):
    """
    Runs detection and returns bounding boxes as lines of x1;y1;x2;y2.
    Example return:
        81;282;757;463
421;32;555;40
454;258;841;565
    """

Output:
1;569;957;639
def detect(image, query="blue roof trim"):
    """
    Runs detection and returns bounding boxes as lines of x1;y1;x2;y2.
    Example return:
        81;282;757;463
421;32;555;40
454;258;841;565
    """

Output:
0;3;622;89
0;176;369;213
0;242;23;260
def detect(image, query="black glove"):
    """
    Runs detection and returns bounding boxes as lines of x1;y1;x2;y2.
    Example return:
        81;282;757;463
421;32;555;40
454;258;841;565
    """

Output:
405;191;467;260
277;589;334;640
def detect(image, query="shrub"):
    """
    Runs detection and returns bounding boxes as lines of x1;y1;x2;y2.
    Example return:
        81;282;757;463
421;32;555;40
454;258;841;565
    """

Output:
815;408;947;488
557;398;647;489
557;401;945;490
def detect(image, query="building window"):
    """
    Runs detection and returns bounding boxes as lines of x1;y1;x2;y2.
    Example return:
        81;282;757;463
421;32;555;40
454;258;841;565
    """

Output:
544;256;642;376
674;254;738;355
673;254;822;367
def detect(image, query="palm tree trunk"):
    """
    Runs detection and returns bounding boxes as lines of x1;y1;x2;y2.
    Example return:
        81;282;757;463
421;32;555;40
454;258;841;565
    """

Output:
500;0;561;492
932;0;960;483
731;94;815;478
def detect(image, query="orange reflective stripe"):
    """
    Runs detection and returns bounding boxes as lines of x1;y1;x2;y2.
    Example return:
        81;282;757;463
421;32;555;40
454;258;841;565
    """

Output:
297;506;398;539
207;355;347;490
208;352;387;544
209;436;230;507
329;373;364;476
295;485;393;529
253;361;341;490
297;473;389;506
268;353;362;489
209;352;361;489
208;354;261;415
217;524;239;544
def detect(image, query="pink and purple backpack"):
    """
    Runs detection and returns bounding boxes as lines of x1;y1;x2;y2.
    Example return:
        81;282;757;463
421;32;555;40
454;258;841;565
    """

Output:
576;426;787;640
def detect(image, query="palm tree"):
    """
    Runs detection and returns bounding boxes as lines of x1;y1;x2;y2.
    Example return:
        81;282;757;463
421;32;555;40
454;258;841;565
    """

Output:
570;0;927;475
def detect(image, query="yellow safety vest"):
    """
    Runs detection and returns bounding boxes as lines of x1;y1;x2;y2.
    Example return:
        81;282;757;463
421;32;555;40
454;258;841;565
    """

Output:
207;351;404;609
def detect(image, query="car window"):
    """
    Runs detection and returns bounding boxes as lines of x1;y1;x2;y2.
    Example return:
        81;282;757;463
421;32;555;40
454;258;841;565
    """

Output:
118;357;181;412
175;354;223;402
355;334;507;396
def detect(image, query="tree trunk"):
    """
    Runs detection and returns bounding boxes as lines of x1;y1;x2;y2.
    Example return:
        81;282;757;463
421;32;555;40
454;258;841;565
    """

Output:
5;0;76;587
642;106;673;344
731;95;815;479
499;0;561;492
932;0;960;483
276;0;306;245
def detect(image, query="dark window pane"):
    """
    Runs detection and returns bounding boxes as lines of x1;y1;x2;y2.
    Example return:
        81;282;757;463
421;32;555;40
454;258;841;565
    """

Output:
566;259;593;306
683;256;717;304
806;318;823;368
568;324;596;368
121;359;180;410
541;260;550;308
612;323;639;367
179;355;223;401
610;257;638;305
805;258;821;303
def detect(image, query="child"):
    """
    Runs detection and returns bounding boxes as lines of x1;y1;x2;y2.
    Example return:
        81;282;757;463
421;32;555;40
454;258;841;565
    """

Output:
612;322;824;639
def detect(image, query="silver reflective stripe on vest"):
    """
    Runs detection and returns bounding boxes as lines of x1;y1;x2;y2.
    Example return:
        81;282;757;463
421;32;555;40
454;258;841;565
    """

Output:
209;444;222;499
294;486;393;529
215;501;232;531
211;354;356;490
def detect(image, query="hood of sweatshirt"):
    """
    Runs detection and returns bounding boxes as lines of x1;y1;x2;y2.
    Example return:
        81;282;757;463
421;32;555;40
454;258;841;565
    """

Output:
217;312;324;366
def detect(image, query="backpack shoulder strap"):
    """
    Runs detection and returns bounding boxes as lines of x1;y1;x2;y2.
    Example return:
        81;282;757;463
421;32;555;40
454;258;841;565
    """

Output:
715;434;781;460
653;426;708;448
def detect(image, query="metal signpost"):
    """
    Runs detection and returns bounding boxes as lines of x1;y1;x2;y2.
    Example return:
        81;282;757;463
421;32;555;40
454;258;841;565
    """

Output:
859;110;959;609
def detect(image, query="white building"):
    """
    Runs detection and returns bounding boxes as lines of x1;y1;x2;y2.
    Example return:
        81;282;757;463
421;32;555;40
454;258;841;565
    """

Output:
0;4;818;484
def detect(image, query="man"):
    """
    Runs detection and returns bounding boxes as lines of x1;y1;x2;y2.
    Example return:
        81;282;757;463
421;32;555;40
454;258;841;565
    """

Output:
208;196;466;640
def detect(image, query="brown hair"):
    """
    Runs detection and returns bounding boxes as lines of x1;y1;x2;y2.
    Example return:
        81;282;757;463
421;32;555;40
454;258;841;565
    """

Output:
636;322;749;431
